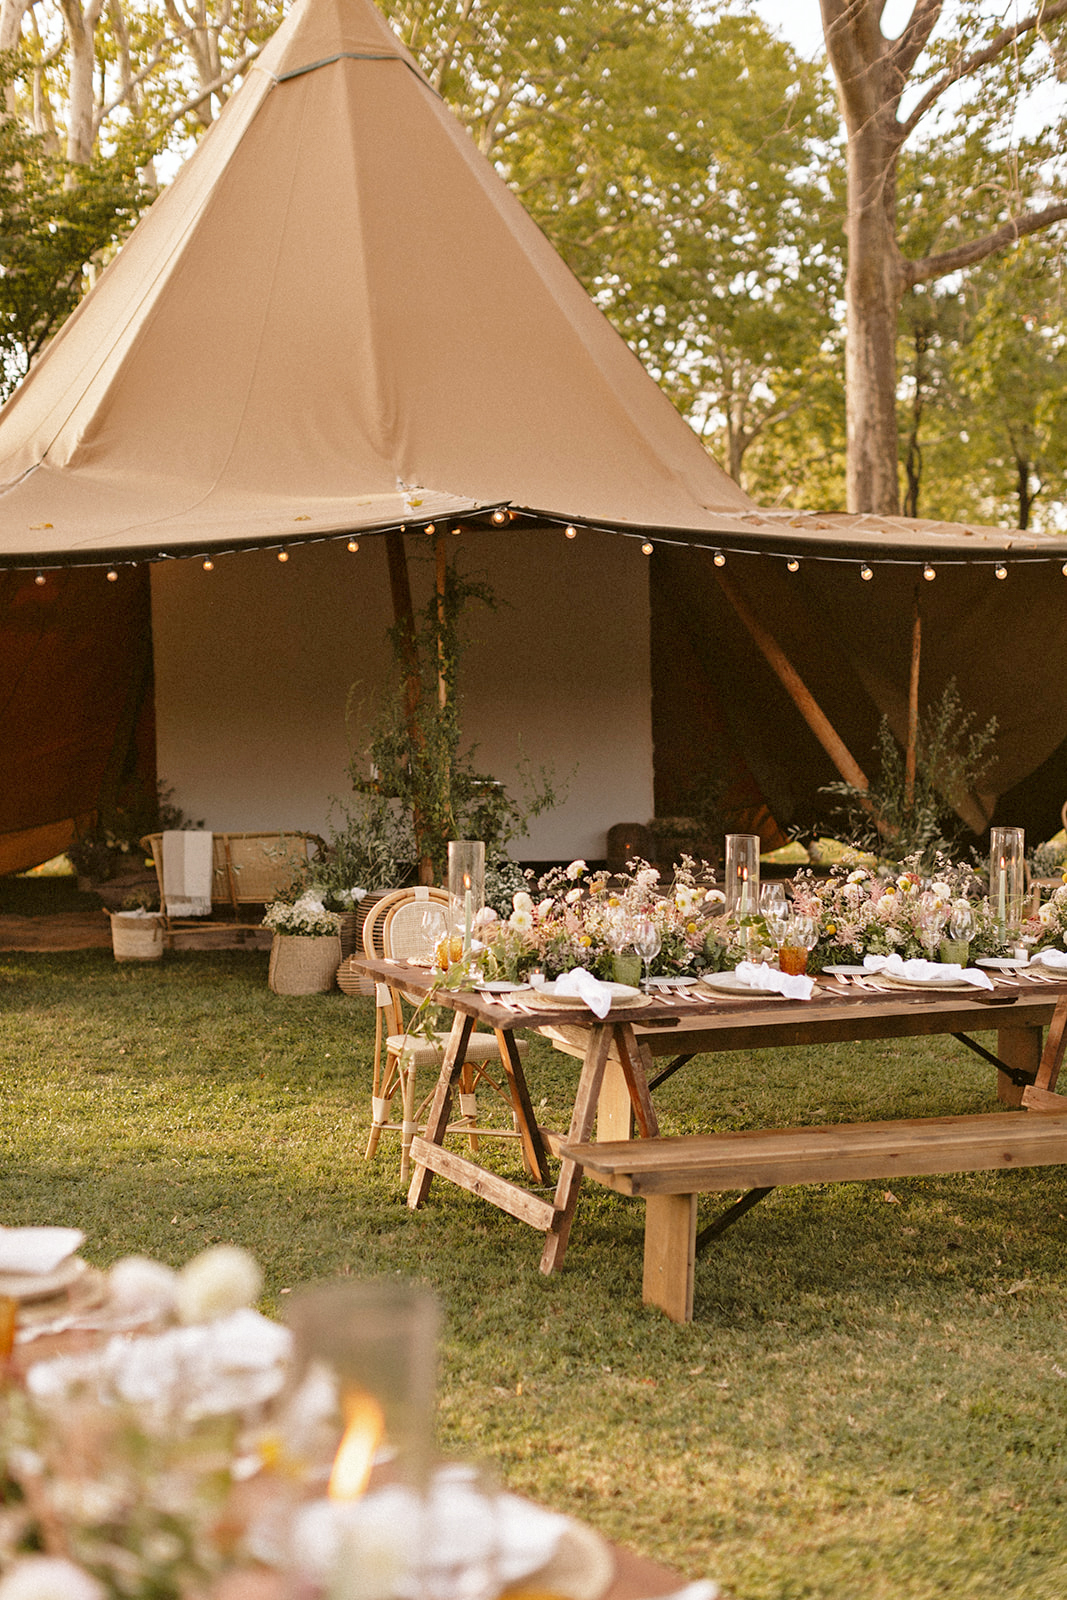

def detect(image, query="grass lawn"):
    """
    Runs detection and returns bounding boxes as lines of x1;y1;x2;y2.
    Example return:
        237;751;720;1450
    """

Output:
1;947;1066;1599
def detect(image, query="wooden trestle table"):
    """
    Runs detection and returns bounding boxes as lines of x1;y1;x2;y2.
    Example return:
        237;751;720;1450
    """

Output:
351;958;1067;1321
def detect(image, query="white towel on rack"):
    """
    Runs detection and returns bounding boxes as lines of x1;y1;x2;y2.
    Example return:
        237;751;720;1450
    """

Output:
162;830;214;917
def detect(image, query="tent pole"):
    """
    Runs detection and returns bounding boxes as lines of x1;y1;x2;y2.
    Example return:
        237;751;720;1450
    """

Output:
713;566;873;800
905;590;921;809
384;527;435;885
435;527;448;711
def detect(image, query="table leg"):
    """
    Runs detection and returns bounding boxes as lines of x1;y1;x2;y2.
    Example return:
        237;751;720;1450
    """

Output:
997;1023;1042;1107
540;1024;614;1275
495;1027;551;1183
596;1028;660;1141
407;1011;475;1209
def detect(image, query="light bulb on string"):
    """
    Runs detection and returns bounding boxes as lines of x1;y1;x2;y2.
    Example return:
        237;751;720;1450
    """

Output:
491;509;507;525
1062;561;1067;577
564;525;577;540
923;564;935;581
202;558;214;571
786;558;799;572
641;541;654;555
860;565;873;582
347;540;359;553
277;550;289;563
107;569;119;582
34;571;45;586
424;523;435;536
713;551;726;567
994;563;1007;580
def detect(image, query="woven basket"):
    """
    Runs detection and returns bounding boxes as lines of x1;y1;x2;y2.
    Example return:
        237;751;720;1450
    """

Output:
336;955;376;998
109;912;165;962
268;934;342;995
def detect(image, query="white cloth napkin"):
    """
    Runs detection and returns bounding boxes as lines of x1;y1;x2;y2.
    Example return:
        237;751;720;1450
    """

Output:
532;967;615;1019
0;1226;84;1276
1031;947;1067;971
734;961;814;1001
161;830;213;917
863;953;993;989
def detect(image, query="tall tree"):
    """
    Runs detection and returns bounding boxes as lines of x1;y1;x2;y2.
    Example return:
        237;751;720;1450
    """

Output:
820;0;1067;515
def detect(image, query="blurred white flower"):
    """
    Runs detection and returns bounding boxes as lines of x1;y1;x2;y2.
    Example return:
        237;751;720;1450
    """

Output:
512;891;534;913
564;888;582;905
175;1244;263;1325
0;1559;105;1600
930;881;951;900
509;908;534;933
537;898;554;918
473;906;498;928
565;860;586;880
107;1255;178;1322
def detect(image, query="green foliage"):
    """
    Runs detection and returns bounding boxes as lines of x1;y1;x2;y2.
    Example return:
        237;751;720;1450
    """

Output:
0;88;150;398
822;681;998;864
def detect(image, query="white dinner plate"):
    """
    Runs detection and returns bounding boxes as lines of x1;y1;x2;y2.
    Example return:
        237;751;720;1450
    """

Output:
0;1254;88;1302
977;957;1030;971
697;970;785;996
822;965;868;976
648;976;700;989
477;980;529;993
534;972;643;998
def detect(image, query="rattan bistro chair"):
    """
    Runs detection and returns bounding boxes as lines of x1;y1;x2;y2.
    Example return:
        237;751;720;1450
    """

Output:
362;886;530;1181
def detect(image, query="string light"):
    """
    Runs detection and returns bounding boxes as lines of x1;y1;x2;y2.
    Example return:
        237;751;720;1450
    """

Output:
923;564;936;581
786;557;799;572
995;563;1007;580
1062;561;1067;576
564;525;577;539
860;565;873;581
106;569;118;581
424;523;435;536
34;571;45;586
641;541;654;555
713;550;726;567
491;509;508;525
277;550;289;562
202;558;214;571
347;540;359;553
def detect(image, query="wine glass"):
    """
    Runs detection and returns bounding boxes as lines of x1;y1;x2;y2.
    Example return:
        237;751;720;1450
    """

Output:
759;883;787;918
632;918;661;989
420;904;450;967
919;901;946;961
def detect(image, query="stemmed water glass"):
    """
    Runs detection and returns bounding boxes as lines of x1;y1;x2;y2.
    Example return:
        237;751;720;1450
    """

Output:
420;904;450;968
632;918;662;989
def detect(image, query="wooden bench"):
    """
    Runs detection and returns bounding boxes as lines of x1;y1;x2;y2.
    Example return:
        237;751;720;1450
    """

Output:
554;993;1067;1323
558;1105;1067;1323
141;831;325;940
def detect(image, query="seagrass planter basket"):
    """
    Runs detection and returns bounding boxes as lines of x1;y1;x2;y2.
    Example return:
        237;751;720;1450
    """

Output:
268;934;341;995
109;912;165;962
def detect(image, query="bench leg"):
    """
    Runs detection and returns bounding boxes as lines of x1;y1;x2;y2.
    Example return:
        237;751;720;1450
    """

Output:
643;1193;697;1324
997;1024;1042;1106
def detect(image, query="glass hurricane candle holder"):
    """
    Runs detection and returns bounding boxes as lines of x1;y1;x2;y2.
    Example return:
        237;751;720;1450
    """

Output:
447;841;485;957
284;1278;440;1499
725;834;760;921
989;827;1025;936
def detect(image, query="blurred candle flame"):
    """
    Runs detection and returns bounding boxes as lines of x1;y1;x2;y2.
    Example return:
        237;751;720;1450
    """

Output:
328;1389;386;1500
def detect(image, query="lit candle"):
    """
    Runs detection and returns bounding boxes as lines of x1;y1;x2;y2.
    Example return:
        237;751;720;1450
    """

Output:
998;857;1007;927
739;865;749;922
328;1388;386;1501
463;873;472;955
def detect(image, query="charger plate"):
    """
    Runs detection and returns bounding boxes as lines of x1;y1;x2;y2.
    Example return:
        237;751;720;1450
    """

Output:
520;989;650;1011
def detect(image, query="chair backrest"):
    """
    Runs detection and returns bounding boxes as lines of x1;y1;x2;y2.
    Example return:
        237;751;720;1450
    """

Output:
362;886;450;959
362;886;450;1010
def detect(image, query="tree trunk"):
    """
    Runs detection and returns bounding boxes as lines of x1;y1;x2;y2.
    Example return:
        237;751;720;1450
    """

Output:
840;87;906;514
59;0;105;164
